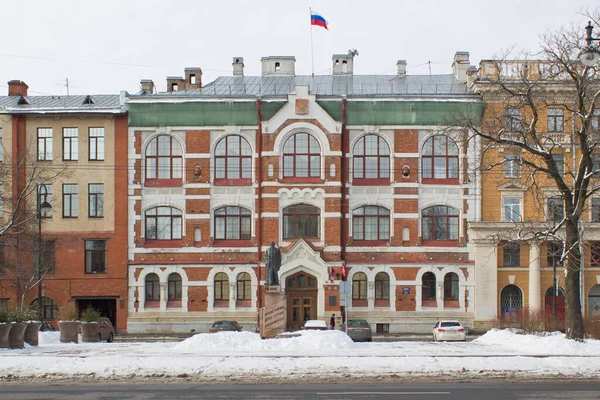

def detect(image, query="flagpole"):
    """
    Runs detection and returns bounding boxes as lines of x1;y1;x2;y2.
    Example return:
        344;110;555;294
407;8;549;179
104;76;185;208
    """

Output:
309;7;314;77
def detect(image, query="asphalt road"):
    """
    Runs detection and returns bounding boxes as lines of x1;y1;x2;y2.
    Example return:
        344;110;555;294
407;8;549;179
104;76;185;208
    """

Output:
2;382;600;400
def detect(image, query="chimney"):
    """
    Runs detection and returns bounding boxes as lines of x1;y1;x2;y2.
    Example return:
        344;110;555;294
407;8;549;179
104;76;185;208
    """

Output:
140;79;155;94
166;76;185;93
397;60;407;76
261;56;296;76
232;57;245;76
184;67;202;89
452;51;470;83
332;54;354;75
8;80;28;96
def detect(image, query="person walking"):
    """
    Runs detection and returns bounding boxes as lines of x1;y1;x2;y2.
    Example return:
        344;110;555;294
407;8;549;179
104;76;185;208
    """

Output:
330;314;336;330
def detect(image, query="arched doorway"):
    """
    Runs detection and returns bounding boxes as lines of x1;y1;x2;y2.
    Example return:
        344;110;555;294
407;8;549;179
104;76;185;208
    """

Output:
286;272;318;331
500;285;523;315
588;285;600;317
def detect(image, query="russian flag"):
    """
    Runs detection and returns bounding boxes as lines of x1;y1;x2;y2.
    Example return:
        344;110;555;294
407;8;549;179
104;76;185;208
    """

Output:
310;10;328;30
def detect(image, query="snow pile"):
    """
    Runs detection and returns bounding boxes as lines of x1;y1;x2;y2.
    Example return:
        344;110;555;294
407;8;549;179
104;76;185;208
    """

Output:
175;330;356;354
38;332;61;345
474;329;600;355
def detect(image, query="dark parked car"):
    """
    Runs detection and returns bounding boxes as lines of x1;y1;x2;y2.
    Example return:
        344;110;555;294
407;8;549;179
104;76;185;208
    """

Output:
209;321;243;333
98;317;115;342
341;319;372;342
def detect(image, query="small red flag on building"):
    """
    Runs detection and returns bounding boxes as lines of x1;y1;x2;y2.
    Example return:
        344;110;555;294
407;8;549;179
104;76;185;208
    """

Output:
340;261;347;280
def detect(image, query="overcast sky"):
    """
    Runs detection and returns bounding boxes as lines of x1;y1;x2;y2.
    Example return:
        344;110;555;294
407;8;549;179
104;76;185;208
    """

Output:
2;0;598;96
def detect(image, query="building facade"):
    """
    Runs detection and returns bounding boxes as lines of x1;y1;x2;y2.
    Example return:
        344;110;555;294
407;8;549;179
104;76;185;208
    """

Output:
126;52;485;334
468;60;600;330
0;81;129;332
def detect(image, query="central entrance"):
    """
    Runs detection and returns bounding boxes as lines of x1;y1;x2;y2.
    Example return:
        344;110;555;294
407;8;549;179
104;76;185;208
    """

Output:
286;272;318;331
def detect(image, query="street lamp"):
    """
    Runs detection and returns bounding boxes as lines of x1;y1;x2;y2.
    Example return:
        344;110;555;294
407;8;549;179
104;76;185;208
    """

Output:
36;184;52;322
579;21;600;66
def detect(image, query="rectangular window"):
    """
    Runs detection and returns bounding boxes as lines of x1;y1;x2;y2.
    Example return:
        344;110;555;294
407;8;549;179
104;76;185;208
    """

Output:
503;241;521;267
0;128;3;162
548;108;564;132
89;128;105;161
62;184;78;218
41;240;55;275
592;242;600;267
548;197;564;222
504;108;521;131
38;184;53;218
37;128;53;161
547;242;563;267
62;128;79;161
503;198;521;222
591;110;600;132
593;155;600;178
549;154;564;177
85;240;106;274
504;154;521;178
593;198;600;222
88;184;104;218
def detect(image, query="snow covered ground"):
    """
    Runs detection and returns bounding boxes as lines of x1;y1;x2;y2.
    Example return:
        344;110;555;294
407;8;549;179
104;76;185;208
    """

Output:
1;329;600;384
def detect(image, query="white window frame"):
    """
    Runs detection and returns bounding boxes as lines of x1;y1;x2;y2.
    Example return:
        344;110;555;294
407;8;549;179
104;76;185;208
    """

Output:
502;197;522;222
504;154;521;178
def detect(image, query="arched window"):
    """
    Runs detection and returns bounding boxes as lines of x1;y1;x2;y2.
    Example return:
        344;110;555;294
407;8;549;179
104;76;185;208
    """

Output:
214;272;229;302
236;272;251;301
214;206;251;241
375;272;390;300
421;205;459;243
145;135;183;186
352;206;390;241
31;297;58;320
145;273;160;302
283;204;320;240
500;285;523;314
422;272;436;300
353;135;390;184
421;135;459;183
443;273;459;300
167;273;182;301
145;206;183;241
214;135;252;184
282;133;321;179
352;272;367;300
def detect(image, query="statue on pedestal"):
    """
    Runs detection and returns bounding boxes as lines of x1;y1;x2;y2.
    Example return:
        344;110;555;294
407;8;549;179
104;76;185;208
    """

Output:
265;241;282;286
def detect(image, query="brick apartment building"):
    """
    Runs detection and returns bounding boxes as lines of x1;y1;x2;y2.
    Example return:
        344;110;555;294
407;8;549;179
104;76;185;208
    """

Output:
0;81;129;332
126;52;485;334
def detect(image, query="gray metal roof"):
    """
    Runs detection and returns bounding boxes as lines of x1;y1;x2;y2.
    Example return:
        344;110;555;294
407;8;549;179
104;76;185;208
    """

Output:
0;94;125;113
134;74;475;99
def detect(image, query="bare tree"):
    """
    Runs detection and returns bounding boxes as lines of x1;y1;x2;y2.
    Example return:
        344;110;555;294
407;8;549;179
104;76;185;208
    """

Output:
461;9;600;340
0;140;68;310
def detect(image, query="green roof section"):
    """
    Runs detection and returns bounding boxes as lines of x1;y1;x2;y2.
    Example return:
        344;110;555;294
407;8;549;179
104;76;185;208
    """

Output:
318;101;485;126
128;101;286;127
128;100;484;127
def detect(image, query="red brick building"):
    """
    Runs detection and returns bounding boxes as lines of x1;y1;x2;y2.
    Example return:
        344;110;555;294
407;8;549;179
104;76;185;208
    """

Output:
126;53;485;334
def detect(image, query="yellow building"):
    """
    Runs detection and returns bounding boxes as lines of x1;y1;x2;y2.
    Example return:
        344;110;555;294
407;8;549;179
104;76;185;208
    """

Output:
467;60;600;330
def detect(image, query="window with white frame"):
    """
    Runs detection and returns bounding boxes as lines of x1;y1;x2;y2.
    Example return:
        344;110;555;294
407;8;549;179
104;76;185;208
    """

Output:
504;154;521;178
504;108;521;131
547;197;564;222
89;127;105;161
592;109;600;132
549;154;564;177
593;198;600;222
503;197;521;222
37;128;53;161
88;184;104;218
62;128;78;161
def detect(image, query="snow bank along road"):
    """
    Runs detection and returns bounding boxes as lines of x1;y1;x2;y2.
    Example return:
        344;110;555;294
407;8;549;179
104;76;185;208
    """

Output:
1;329;600;385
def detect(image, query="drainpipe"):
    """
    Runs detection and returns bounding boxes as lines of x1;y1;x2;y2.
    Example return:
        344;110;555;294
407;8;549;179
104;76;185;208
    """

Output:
255;98;263;313
341;97;348;321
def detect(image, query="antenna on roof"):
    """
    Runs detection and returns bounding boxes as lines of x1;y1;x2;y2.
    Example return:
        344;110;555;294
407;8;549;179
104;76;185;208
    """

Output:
65;78;70;95
428;61;432;76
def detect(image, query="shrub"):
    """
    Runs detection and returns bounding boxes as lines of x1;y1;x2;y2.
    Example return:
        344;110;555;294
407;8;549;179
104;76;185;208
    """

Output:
60;304;79;321
0;309;9;323
8;307;28;323
80;306;101;323
498;308;565;334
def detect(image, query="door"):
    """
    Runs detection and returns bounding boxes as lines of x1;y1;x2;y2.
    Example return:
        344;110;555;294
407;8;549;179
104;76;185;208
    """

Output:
285;272;318;331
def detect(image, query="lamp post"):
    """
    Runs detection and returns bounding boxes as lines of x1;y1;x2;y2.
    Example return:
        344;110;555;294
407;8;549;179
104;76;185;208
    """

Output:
579;21;600;66
36;184;52;322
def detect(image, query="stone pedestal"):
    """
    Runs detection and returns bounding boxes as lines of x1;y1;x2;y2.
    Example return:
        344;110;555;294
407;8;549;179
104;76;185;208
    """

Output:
260;285;286;339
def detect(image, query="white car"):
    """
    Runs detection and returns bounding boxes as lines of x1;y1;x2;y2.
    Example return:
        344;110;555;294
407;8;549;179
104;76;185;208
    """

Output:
302;320;329;330
433;320;467;342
